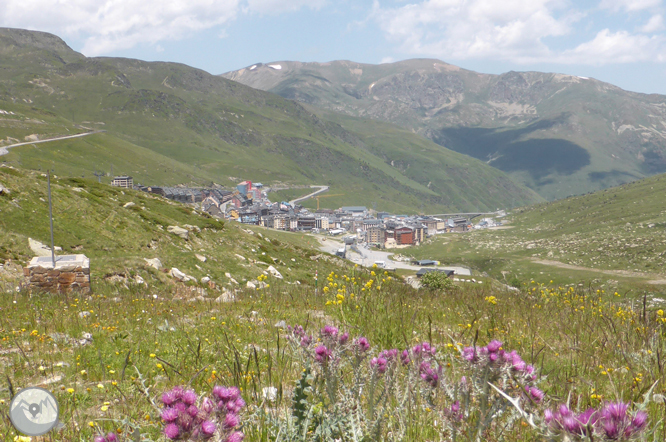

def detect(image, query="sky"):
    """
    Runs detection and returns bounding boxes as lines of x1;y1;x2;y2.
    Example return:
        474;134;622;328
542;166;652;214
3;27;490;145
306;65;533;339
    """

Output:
2;0;666;94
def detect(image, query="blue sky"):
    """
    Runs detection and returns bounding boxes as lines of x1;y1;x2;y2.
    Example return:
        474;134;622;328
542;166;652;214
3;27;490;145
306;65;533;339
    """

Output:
2;0;666;94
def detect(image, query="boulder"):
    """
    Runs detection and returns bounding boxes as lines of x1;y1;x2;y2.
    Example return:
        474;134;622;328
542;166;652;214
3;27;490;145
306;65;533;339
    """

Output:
246;281;256;289
183;224;201;233
195;254;207;262
0;183;10;195
144;258;162;270
267;265;283;279
167;226;189;240
123;202;135;208
215;289;235;303
201;276;211;284
170;267;194;282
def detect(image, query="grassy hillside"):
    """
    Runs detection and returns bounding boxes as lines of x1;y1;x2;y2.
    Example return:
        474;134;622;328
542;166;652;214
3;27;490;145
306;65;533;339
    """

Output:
0;28;542;214
224;59;666;200
0;165;344;292
408;172;666;293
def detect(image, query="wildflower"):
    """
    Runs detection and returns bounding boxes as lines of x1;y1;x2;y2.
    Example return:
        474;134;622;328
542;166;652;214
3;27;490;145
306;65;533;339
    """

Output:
339;332;349;345
400;349;411;365
201;420;216;437
224;413;240;428
322;325;338;337
182;389;198;406
164;423;180;440
487;340;502;352
355;337;370;352
300;335;312;347
161;408;179;422
227;432;245;442
67;388;75;394
370;357;388;374
314;345;332;363
419;361;440;388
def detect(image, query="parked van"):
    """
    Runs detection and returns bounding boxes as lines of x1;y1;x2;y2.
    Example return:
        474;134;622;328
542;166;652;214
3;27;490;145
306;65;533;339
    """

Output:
374;261;386;268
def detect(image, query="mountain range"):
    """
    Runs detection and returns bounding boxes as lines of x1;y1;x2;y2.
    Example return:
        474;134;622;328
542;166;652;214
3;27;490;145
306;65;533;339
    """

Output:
223;59;666;200
0;28;542;214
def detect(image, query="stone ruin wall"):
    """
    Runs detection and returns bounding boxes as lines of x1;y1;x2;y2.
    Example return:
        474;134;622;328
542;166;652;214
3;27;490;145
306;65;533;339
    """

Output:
23;265;91;293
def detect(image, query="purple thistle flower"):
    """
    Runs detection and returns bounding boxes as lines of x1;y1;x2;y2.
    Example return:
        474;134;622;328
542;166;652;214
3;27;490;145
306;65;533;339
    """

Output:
178;414;194;431
451;400;460;413
187;405;199;417
106;434;117;442
339;332;349;345
94;436;106;442
412;344;422;356
631;411;648;431
161;391;177;406
489;352;498;362
226;431;245;442
544;409;554;424
171;386;184;399
227;397;246;414
419;361;440;388
577;408;597;426
164;423;180;440
161;407;179;422
487;340;502;352
225;413;240;428
462;346;477;362
371;357;388;373
181;389;197;406
175;402;188;413
400;349;411;365
201;420;216;437
355;337;370;352
529;387;544;403
314;345;332;363
563;416;582;435
525;365;535;375
201;397;215;414
322;325;338;337
300;335;312;348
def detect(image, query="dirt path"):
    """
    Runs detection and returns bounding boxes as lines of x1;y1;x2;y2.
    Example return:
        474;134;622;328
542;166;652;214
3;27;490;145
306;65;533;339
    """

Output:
529;258;666;283
0;130;105;156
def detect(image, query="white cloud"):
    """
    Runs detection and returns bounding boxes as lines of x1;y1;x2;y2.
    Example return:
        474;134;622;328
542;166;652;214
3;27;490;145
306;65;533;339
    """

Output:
0;0;320;55
372;0;575;62
599;0;661;12
372;0;666;65
380;56;395;63
244;0;326;14
641;14;665;32
559;29;666;63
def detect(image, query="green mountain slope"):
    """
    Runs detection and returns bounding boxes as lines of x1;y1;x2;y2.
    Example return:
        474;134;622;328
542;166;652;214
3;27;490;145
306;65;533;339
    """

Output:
223;59;666;200
0;28;542;213
409;171;666;292
0;165;339;289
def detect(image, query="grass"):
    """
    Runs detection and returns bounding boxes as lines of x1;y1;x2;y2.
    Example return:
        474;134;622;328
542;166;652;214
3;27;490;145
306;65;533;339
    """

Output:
408;172;666;295
2;165;666;439
1;268;665;440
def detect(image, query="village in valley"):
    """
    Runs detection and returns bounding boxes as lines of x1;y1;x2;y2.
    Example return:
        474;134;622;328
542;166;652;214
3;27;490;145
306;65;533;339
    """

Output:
112;176;506;252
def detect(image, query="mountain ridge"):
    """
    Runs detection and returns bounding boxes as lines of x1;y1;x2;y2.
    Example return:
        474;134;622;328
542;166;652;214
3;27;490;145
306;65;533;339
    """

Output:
0;27;543;213
222;59;666;200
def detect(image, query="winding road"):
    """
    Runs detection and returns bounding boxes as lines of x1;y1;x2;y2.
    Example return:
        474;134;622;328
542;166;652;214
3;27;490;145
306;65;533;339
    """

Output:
289;185;329;206
0;131;105;156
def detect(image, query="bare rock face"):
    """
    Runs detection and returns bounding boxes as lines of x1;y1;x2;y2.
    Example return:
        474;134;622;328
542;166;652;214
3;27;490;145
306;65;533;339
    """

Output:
144;257;162;270
28;238;62;257
167;226;189;240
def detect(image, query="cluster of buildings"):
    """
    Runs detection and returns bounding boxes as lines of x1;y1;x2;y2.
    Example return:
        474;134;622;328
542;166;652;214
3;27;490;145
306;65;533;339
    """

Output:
113;175;487;250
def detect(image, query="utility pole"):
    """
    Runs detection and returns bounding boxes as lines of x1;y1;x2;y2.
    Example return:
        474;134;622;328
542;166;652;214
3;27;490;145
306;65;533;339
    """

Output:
47;171;56;268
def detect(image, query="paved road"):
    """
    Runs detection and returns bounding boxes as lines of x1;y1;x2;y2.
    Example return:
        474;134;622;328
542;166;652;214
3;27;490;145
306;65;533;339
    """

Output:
290;185;329;206
0;131;105;156
315;236;472;276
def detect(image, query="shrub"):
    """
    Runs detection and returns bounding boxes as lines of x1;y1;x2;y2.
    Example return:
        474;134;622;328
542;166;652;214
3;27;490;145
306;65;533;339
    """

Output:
420;271;454;290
